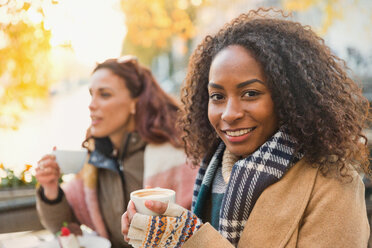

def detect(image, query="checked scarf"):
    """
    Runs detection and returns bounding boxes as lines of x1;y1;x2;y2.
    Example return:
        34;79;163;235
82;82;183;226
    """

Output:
192;127;303;246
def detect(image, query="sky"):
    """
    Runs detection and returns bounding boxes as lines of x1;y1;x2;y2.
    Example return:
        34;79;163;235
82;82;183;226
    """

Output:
44;0;126;66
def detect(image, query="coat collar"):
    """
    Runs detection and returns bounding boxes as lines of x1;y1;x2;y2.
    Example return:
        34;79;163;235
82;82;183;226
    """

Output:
87;132;146;172
238;159;319;248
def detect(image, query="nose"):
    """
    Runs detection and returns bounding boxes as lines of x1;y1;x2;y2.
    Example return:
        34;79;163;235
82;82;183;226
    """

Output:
89;95;98;111
221;98;244;124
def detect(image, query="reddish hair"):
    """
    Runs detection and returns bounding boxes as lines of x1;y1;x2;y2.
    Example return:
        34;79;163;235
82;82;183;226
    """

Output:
92;57;182;147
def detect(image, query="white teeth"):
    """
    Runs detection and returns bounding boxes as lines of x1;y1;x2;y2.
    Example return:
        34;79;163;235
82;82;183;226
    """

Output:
226;128;254;137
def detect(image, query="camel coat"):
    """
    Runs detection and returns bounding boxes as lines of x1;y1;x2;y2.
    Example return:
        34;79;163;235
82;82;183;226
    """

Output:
183;159;370;248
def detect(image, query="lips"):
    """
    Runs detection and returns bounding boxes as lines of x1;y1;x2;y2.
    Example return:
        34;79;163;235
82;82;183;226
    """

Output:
225;127;255;137
222;127;256;143
90;116;102;125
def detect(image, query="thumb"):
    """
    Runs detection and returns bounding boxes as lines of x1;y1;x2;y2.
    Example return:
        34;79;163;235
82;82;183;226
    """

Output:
144;200;168;215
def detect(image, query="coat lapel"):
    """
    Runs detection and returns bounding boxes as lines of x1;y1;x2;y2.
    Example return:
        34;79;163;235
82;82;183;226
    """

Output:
238;159;319;248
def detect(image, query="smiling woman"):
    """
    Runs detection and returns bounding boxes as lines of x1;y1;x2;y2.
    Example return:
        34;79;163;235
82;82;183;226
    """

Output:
207;45;278;158
122;8;370;248
179;8;370;247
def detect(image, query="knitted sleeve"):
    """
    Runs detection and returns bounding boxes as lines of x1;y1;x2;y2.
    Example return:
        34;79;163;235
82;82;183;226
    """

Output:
128;203;203;248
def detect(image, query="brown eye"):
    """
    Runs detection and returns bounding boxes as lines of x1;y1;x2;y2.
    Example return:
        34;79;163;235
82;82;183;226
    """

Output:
101;92;111;98
243;91;260;97
209;93;224;101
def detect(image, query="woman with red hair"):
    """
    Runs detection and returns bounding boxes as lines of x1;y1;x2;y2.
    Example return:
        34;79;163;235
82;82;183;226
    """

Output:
35;56;197;248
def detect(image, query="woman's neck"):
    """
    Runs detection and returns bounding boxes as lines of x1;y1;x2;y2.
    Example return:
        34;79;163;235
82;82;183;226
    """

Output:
109;132;127;151
109;115;136;150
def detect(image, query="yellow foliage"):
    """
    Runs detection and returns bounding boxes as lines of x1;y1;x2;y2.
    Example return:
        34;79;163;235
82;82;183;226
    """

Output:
283;0;322;11
120;0;205;65
0;1;53;129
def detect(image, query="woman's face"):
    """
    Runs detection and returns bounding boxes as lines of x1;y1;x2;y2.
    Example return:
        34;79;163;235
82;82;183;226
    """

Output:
208;45;278;157
89;68;137;141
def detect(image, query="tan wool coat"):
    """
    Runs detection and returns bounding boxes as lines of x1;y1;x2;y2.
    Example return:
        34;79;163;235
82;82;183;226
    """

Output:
183;159;370;248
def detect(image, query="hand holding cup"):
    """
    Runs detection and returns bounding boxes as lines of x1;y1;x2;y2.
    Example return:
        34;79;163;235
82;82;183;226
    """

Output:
35;148;87;200
121;188;175;242
35;152;61;200
130;188;176;216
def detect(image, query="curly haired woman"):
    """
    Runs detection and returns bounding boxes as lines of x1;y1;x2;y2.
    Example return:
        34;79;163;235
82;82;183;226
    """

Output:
122;9;370;247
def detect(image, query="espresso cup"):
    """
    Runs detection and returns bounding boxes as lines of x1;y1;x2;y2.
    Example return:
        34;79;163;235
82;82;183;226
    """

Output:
130;188;176;216
52;149;87;174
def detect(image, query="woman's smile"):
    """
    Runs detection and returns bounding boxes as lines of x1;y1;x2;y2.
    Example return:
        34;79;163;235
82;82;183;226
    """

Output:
208;45;278;157
222;127;256;142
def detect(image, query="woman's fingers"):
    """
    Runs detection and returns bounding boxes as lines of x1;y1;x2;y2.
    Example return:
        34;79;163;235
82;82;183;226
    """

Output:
144;200;168;215
37;157;58;173
36;155;60;186
36;170;59;182
121;212;130;242
36;163;59;177
127;201;137;221
122;201;137;243
37;154;56;165
37;156;59;171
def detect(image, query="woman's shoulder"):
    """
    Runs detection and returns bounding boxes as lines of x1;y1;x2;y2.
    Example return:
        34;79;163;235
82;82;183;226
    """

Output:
243;158;369;247
278;159;366;210
297;160;369;245
294;159;364;191
294;159;366;212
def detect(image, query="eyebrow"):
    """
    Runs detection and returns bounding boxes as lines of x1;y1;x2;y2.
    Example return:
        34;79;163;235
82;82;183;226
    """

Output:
89;87;114;92
208;79;264;89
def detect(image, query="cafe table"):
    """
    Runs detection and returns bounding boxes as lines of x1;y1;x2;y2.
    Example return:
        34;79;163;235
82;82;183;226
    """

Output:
0;228;111;248
0;229;54;248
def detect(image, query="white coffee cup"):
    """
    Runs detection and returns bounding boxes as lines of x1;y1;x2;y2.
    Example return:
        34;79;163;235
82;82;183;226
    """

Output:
53;149;87;174
130;188;176;216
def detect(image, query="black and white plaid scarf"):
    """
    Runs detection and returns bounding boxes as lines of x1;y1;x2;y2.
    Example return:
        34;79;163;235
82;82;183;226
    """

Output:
192;127;303;246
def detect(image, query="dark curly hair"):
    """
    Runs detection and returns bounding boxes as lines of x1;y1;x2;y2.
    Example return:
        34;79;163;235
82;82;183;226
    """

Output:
181;8;370;178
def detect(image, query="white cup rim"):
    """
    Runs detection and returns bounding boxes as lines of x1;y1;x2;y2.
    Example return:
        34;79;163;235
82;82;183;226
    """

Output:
130;188;176;216
130;187;175;199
